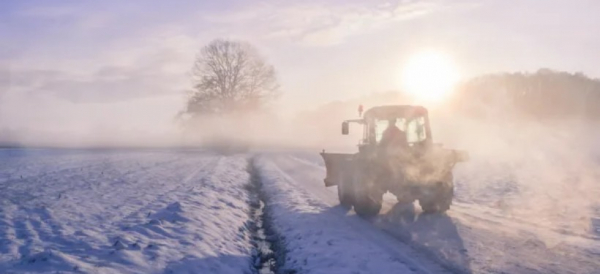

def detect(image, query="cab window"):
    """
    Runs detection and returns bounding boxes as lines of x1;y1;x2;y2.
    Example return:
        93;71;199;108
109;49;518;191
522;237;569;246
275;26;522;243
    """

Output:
374;118;406;143
372;116;427;144
405;116;427;143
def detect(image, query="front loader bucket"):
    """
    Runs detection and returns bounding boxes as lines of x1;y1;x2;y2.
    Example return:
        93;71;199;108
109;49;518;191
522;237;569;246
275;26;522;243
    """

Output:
320;152;354;187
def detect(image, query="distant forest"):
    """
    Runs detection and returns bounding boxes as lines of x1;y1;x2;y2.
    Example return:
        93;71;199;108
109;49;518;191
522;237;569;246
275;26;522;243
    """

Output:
292;69;600;144
300;69;600;123
451;69;600;121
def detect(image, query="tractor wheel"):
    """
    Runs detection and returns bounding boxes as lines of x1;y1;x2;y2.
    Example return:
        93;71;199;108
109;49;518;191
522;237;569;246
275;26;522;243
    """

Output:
337;180;354;208
353;176;382;218
354;191;382;217
420;176;454;214
351;159;382;218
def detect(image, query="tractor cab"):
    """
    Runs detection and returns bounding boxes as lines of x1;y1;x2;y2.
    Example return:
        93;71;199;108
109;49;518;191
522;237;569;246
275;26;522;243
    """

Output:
342;105;433;153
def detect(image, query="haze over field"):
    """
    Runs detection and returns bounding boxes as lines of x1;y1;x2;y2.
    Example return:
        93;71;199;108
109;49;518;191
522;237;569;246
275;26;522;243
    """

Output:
1;1;600;212
1;0;600;148
1;2;600;273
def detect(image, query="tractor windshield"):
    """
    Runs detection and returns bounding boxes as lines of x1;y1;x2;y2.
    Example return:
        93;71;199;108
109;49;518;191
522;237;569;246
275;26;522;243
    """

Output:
374;116;427;145
405;116;427;143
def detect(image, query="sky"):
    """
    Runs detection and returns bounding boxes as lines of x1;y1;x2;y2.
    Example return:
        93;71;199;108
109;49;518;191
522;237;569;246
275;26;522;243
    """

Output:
1;0;599;145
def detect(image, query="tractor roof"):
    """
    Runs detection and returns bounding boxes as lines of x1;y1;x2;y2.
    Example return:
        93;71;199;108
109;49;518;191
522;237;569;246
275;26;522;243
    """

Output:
363;105;428;120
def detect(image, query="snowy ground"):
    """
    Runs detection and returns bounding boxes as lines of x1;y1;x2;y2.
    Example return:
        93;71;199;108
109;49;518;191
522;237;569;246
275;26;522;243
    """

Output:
0;149;255;274
253;156;450;274
1;148;599;274
274;152;600;274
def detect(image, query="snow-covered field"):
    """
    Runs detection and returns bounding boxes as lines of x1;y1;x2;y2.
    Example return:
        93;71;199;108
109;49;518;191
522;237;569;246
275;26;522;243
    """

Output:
1;148;599;274
253;156;451;274
282;152;600;274
0;149;255;274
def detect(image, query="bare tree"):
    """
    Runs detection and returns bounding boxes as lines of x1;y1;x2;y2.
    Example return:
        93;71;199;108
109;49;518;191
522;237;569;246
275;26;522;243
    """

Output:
183;39;279;117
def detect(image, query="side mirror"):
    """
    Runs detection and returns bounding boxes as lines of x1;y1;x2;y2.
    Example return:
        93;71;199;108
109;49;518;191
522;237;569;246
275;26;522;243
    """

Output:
341;122;349;135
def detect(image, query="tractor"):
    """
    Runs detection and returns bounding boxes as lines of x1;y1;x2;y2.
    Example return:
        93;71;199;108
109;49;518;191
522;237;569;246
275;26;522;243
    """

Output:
320;105;469;217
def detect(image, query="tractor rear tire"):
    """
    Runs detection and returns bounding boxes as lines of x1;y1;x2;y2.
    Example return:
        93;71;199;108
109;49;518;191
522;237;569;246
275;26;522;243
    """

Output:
354;190;382;218
420;178;454;214
350;158;382;218
337;180;354;208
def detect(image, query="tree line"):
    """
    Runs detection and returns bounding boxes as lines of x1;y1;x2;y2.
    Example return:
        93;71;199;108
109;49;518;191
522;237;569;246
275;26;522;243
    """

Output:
179;38;600;127
451;69;600;121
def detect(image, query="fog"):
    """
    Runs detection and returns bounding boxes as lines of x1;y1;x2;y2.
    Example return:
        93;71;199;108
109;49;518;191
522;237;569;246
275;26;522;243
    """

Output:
187;90;600;238
431;100;600;239
2;0;599;241
0;90;183;148
1;66;599;239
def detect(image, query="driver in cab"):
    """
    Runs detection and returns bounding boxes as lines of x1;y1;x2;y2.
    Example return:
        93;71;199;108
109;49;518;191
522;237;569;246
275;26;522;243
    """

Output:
379;118;408;150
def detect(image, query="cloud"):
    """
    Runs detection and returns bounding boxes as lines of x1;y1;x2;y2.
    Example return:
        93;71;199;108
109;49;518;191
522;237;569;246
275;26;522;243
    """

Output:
14;3;112;31
0;0;477;146
201;0;441;46
0;68;11;97
4;19;202;101
0;3;210;145
7;63;187;104
16;5;79;19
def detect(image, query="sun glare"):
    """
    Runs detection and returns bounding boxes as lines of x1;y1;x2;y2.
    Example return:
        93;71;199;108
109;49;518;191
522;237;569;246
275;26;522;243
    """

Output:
400;50;460;102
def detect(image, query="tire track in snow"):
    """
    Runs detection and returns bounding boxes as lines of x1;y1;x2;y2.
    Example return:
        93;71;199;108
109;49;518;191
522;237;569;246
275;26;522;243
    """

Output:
133;155;255;274
279;155;471;273
257;155;453;274
247;157;285;274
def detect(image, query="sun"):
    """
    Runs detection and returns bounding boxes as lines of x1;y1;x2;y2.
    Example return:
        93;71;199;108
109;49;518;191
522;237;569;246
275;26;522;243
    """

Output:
400;50;460;102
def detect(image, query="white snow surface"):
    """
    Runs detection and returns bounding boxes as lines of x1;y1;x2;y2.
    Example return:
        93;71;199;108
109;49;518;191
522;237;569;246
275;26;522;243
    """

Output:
1;148;599;274
269;153;600;274
0;149;255;274
254;155;451;274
